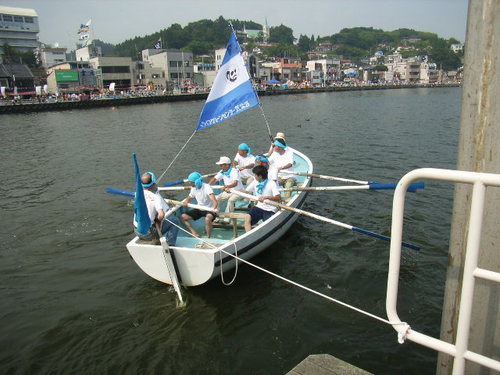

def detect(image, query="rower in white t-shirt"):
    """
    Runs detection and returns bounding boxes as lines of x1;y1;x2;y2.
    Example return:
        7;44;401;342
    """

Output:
208;156;243;221
233;143;256;186
268;139;296;198
242;165;281;232
180;172;218;238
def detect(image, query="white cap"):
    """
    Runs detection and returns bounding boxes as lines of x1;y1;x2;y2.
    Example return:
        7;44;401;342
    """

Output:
274;132;286;140
215;156;231;165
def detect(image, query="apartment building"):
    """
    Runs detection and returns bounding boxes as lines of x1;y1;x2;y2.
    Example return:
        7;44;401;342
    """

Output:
142;49;194;88
0;6;39;57
39;47;67;68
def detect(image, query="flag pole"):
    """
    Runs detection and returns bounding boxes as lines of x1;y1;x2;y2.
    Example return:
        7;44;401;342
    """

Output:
228;22;273;141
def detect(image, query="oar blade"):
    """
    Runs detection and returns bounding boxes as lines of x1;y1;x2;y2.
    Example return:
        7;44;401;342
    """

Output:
106;187;135;197
163;179;185;187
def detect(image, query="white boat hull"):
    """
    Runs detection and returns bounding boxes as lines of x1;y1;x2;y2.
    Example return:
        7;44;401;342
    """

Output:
126;148;312;286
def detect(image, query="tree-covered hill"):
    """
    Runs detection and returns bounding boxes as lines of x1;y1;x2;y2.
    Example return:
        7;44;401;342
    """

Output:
92;18;462;70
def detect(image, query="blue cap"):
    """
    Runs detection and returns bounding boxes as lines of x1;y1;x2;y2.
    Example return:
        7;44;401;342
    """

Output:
142;172;157;188
187;171;203;189
238;143;250;151
256;155;269;163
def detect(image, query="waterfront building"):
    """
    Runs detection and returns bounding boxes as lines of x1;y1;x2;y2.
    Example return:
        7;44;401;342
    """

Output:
193;62;216;88
76;45;102;62
0;6;39;60
305;58;341;86
38;47;67;68
258;66;272;82
214;47;225;70
88;56;133;90
0;63;34;91
276;58;304;83
419;62;439;83
142;48;194;90
46;61;96;93
131;60;164;89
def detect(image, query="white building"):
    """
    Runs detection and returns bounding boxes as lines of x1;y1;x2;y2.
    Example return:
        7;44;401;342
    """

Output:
419;62;439;83
0;6;39;58
39;47;67;68
143;49;194;88
451;43;464;53
76;45;102;62
214;47;226;70
305;58;341;85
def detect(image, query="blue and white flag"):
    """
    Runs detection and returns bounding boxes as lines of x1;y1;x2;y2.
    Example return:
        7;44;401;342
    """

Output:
133;153;151;236
154;38;162;49
196;32;259;130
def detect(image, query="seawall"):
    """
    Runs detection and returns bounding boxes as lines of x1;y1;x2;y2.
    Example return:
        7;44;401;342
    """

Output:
0;83;460;114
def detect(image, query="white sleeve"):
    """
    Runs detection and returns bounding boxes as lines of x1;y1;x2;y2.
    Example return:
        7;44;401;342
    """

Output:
246;180;257;193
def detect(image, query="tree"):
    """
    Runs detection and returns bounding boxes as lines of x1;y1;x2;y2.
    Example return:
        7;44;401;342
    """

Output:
165;23;190;49
185;40;212;55
298;34;312;52
269;25;295;44
429;38;461;70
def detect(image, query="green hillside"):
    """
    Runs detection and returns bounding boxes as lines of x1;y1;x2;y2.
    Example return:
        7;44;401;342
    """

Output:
93;17;462;70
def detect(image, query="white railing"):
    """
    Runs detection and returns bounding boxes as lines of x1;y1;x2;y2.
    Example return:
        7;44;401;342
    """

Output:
386;168;500;375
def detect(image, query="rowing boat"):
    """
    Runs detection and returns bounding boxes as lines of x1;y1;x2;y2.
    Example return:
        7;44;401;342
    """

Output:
126;147;312;286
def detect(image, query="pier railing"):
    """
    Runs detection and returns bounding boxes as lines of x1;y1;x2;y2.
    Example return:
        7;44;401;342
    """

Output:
386;168;500;375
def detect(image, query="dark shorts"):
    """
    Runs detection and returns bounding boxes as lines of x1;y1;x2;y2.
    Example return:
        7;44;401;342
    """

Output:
248;206;275;225
184;208;216;221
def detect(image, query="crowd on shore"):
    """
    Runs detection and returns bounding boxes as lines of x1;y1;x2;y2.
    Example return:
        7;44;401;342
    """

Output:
0;80;461;107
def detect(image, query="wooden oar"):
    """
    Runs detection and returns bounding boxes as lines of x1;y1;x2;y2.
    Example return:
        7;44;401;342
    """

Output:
162;172;216;187
163;198;241;219
280;170;369;185
106;173;219;196
231;190;420;251
281;182;425;193
158;185;224;192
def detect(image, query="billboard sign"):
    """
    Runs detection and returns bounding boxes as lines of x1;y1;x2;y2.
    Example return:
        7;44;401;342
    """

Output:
56;71;79;82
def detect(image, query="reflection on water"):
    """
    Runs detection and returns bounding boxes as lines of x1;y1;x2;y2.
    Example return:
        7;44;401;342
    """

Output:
0;87;461;374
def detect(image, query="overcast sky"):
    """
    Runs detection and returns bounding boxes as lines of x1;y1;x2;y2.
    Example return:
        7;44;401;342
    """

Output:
2;0;469;49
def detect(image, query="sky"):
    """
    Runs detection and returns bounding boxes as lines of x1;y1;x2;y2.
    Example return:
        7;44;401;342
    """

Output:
1;0;469;50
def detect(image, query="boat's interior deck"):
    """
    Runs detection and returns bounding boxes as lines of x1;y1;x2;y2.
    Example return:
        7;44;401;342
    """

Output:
172;151;309;247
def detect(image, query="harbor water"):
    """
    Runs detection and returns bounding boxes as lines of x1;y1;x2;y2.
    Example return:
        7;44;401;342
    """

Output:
0;87;461;374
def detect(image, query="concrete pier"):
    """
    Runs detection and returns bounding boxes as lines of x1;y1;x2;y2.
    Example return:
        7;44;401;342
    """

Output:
287;354;373;375
437;0;500;374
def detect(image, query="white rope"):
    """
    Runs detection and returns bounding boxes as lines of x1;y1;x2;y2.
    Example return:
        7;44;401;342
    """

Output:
157;130;197;184
163;214;239;285
219;242;239;286
163;215;407;328
258;103;273;141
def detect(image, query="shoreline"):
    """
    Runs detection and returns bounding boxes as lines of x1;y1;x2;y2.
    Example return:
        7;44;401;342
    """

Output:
0;83;460;114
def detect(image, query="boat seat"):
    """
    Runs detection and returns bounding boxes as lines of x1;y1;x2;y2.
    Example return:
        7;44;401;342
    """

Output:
218;212;247;238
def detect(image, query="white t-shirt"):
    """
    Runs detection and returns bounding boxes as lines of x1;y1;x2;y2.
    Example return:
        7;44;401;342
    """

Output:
234;153;256;179
214;167;243;190
133;189;169;227
268;149;294;178
246;179;280;212
188;183;215;208
267;165;279;181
